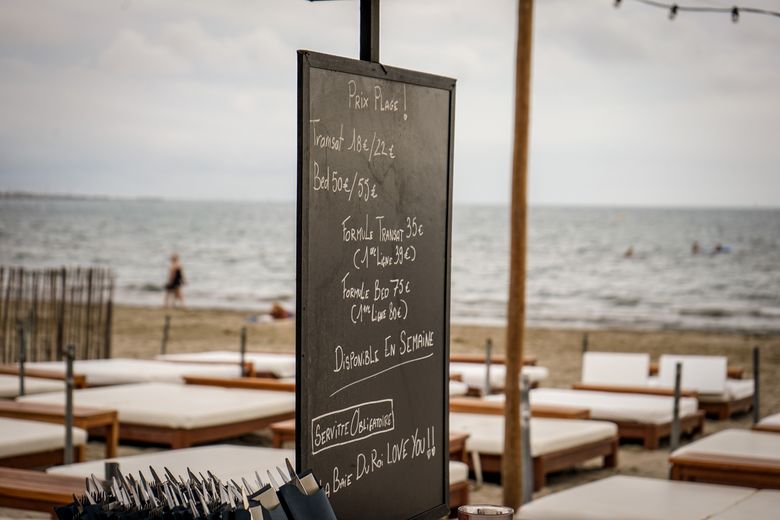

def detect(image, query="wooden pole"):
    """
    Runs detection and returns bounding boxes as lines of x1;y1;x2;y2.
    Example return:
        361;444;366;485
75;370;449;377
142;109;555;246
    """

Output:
503;0;535;509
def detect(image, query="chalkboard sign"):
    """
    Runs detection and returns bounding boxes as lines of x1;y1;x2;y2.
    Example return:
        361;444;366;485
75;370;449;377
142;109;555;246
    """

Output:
296;50;455;520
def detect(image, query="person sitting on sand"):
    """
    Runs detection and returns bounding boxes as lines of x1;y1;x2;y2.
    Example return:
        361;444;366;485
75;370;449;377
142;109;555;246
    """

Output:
691;241;700;255
164;254;186;309
624;246;634;259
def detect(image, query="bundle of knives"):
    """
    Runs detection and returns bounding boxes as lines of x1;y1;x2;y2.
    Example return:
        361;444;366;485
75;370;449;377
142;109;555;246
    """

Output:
54;458;337;520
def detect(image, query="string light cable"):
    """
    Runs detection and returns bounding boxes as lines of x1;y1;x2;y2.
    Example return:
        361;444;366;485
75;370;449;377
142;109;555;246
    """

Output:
613;0;780;21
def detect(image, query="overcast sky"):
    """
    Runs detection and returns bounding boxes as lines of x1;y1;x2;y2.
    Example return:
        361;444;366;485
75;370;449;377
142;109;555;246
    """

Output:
1;0;778;206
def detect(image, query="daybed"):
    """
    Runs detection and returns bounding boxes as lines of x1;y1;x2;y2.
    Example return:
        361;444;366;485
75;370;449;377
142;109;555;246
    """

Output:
0;417;87;468
487;388;703;449
449;362;549;394
24;358;248;386
18;382;295;448
516;475;778;520
670;428;780;489
0;374;64;398
448;413;618;490
157;350;295;378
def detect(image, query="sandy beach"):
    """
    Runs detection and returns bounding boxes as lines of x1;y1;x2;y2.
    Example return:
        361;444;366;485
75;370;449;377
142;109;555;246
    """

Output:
3;304;778;518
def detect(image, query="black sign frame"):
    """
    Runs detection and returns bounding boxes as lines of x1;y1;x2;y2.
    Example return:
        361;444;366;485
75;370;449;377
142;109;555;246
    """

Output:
296;49;455;520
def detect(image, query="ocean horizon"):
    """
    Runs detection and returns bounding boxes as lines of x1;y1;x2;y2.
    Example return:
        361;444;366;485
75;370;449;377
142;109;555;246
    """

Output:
2;196;779;334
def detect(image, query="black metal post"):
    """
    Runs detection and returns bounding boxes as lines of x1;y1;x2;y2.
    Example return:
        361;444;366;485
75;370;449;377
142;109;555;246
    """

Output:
64;344;75;464
484;337;493;396
520;374;533;503
240;327;247;377
581;332;589;354
360;0;379;62
161;315;171;355
105;461;120;482
16;320;25;397
670;362;682;451
753;345;760;424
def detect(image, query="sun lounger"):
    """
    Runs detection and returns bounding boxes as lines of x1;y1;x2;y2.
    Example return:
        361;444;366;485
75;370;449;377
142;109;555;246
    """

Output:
449;362;549;394
24;358;247;386
48;445;471;513
0;467;85;515
449;353;538;366
18;382;295;448
157;350;296;378
449;413;618;490
0;417;87;468
579;352;751;420
753;412;780;434
487;388;703;449
655;355;754;419
516;475;763;520
0;374;64;398
670;429;780;489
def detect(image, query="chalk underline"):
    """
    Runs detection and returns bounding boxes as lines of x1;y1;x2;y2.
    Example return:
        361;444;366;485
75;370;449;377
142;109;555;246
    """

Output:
329;353;434;397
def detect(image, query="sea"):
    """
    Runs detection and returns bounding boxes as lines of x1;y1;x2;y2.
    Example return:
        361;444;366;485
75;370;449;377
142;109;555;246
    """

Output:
1;197;779;334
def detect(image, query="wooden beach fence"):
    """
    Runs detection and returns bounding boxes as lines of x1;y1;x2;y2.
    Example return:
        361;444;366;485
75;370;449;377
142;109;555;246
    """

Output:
0;267;114;363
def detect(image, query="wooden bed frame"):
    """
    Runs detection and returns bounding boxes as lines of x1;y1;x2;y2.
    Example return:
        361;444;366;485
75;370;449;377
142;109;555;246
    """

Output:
573;381;751;421
0;445;84;469
449;397;590;420
448;479;469;517
0;467;85;518
472;435;618;491
670;451;780;489
0;365;87;388
450;353;537;366
699;396;753;421
83;377;296;449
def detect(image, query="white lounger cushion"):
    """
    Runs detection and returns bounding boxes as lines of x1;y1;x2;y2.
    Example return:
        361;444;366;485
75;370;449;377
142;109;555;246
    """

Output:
156;351;296;379
516;475;756;520
449;414;616;457
657;355;727;394
672;429;780;462
486;388;699;425
0;374;64;398
0;417;87;458
450;363;549;390
710;490;780;520
758;412;780;426
26;358;244;386
581;352;650;386
19;382;294;429
449;380;469;396
48;444;468;484
646;376;753;403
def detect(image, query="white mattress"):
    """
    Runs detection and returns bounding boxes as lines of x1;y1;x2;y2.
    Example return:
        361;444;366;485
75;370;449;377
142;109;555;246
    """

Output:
490;388;699;425
157;351;296;379
19;382;295;429
449;414;616;457
710;490;780;520
0;374;64;398
758;412;780;427
516;475;756;520
672;429;780;462
49;444;468;484
0;417;87;458
647;376;754;403
450;363;549;390
450;380;468;396
25;358;244;386
657;355;727;394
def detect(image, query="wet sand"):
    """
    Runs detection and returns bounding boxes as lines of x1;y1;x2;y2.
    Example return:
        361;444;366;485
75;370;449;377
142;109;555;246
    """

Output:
3;304;778;518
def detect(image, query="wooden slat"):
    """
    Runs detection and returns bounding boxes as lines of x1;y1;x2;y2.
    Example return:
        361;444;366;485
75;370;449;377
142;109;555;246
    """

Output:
572;382;698;398
182;375;294;392
449;397;590;419
450;353;537;366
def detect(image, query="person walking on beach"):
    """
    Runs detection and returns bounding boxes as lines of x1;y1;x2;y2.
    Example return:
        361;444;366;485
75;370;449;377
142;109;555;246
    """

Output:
164;254;186;308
